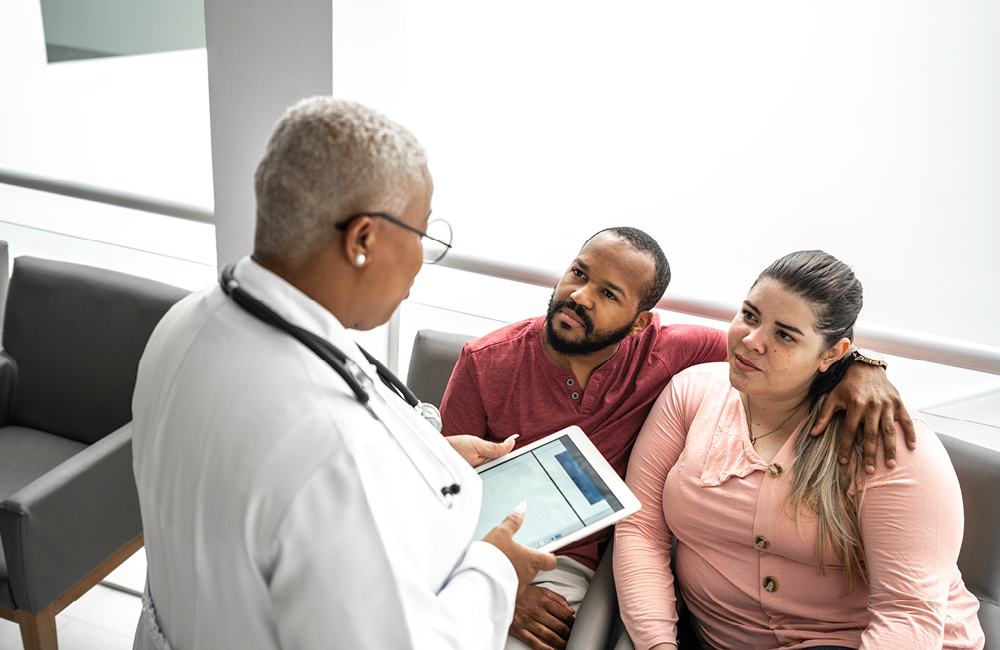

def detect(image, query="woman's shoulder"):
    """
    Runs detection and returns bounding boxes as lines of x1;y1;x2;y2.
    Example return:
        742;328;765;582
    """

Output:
658;362;734;411
864;406;961;489
670;361;731;390
674;360;730;380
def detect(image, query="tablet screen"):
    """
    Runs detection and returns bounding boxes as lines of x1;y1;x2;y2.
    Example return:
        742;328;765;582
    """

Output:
473;434;624;549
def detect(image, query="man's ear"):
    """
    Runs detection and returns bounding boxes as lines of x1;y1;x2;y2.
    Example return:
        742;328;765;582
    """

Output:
820;337;852;372
628;311;654;337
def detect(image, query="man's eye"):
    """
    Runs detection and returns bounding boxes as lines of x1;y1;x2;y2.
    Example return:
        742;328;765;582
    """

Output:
572;268;584;278
604;290;618;301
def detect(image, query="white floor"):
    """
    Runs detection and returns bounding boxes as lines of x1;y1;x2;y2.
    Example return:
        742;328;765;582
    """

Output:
0;585;140;650
0;549;146;650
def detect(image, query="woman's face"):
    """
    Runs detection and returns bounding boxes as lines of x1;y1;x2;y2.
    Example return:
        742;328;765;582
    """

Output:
727;278;841;402
355;166;434;330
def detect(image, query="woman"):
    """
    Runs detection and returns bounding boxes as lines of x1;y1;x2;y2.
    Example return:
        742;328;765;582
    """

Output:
131;97;553;650
614;250;984;650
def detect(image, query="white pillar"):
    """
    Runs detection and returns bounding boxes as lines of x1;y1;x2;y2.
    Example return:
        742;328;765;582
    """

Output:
204;0;333;269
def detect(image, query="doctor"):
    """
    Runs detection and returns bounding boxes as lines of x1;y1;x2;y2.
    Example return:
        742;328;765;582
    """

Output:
131;97;555;650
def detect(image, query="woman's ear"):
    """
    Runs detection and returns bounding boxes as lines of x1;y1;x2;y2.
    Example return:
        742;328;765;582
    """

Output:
820;337;852;372
340;215;376;268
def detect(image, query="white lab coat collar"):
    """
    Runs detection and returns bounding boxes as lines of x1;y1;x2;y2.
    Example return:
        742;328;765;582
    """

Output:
231;256;371;370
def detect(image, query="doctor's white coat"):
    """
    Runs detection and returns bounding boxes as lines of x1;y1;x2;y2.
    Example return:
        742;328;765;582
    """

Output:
131;257;517;650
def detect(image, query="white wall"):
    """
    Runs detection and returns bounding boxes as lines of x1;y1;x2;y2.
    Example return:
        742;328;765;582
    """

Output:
334;1;1000;349
0;0;997;398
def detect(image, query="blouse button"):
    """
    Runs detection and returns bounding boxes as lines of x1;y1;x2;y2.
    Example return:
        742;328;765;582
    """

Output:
566;378;574;386
755;536;770;550
571;392;580;400
763;576;779;592
767;463;783;477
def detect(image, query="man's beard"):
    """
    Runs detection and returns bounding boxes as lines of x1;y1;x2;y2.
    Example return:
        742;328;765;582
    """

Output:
544;291;636;357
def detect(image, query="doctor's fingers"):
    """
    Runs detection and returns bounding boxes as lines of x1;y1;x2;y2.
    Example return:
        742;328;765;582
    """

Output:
482;537;556;593
488;501;528;539
468;434;519;466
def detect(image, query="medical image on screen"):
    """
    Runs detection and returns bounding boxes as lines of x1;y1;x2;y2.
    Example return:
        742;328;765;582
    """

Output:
473;436;623;549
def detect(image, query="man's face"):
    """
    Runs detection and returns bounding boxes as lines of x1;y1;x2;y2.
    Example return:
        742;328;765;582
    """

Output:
544;232;656;357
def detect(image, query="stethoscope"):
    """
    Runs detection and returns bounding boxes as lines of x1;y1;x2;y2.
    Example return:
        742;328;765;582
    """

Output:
220;263;461;507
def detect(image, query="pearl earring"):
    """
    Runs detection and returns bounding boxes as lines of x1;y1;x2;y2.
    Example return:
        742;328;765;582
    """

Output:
355;253;366;266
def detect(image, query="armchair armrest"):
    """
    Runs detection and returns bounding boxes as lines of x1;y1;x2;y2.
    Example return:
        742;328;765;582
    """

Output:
0;352;15;427
567;536;620;650
0;423;141;613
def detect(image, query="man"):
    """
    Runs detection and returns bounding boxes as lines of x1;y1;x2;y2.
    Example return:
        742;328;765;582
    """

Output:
131;97;552;650
441;227;913;650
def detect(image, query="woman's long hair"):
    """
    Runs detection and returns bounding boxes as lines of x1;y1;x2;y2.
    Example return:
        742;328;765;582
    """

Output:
753;251;868;592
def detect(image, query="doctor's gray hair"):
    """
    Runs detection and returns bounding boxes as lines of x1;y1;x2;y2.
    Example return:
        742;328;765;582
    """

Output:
253;97;428;265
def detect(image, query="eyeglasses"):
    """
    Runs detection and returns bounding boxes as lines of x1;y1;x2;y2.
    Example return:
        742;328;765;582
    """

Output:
335;212;453;264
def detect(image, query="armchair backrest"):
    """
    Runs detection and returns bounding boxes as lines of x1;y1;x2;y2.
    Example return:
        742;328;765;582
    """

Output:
405;329;477;407
1;257;189;444
939;432;1000;648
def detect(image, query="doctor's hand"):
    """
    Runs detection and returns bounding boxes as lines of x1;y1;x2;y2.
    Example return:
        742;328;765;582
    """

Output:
482;501;557;601
446;434;518;468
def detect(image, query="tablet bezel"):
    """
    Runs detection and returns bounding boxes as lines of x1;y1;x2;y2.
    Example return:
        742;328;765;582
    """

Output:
475;425;641;553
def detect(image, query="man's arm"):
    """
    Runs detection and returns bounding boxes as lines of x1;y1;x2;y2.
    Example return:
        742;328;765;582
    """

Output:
811;360;917;472
440;345;490;439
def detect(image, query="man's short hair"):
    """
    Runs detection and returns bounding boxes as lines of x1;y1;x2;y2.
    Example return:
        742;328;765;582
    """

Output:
253;97;428;265
587;227;671;312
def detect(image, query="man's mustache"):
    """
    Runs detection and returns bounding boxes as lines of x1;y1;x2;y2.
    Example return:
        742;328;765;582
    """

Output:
549;299;594;335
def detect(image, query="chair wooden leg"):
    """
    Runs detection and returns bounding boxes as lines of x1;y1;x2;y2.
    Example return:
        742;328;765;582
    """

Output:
3;536;143;650
14;603;58;650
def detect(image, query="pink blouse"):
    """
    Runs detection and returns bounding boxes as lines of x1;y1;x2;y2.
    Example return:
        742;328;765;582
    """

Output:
614;363;984;650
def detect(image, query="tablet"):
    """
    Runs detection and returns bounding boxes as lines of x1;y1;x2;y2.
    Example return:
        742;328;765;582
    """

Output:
472;426;641;553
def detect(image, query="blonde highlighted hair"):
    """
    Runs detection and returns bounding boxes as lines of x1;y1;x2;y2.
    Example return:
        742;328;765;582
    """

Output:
753;251;868;591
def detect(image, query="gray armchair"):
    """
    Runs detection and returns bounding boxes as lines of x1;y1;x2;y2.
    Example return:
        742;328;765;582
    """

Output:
0;256;188;650
939;431;1000;650
405;329;478;407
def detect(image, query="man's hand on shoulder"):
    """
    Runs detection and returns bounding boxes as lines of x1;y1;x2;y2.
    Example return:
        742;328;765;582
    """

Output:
811;361;917;473
446;434;518;468
509;584;576;650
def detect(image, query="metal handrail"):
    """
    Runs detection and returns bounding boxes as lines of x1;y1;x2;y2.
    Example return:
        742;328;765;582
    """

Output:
439;252;1000;376
0;167;214;225
2;171;999;375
